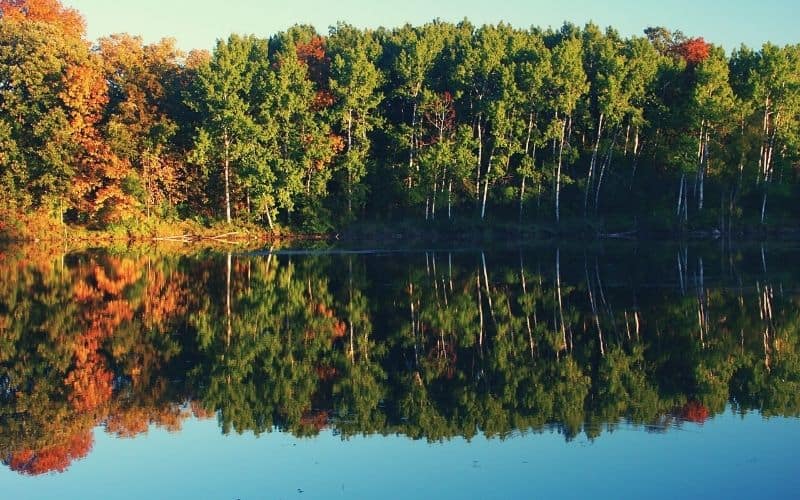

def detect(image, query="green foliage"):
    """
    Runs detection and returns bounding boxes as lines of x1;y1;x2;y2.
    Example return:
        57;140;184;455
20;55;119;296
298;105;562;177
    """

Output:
2;7;800;237
1;245;799;466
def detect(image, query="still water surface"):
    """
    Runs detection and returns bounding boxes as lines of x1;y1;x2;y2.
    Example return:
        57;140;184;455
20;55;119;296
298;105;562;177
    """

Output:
0;243;798;498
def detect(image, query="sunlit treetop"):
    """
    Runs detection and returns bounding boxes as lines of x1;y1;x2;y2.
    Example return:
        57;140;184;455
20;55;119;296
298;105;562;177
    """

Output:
0;0;85;38
673;37;711;65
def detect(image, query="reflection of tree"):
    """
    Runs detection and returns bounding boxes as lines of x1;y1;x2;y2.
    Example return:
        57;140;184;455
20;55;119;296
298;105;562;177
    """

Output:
1;245;800;474
8;430;93;476
0;248;204;473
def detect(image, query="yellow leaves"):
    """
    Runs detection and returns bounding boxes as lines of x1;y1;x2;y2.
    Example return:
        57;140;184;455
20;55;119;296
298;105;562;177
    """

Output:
60;63;108;131
185;49;211;70
105;408;150;438
144;268;189;331
66;257;140;412
93;258;141;295
59;58;140;224
72;280;99;302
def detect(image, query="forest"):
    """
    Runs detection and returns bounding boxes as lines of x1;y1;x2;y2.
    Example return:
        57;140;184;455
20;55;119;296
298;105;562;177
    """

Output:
1;245;799;475
0;0;799;239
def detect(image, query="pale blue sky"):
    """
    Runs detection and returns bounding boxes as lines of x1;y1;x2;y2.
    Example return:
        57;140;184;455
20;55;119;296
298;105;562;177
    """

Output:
62;0;797;52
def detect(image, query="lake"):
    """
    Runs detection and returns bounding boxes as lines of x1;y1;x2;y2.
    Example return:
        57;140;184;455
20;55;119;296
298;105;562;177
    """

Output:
1;242;799;499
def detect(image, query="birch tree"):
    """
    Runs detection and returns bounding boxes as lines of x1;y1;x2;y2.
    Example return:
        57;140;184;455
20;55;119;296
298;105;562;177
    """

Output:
328;23;383;217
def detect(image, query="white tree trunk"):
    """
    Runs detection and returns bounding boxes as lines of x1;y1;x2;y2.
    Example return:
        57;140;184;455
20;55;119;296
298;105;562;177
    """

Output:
555;118;567;223
585;113;604;215
223;132;232;224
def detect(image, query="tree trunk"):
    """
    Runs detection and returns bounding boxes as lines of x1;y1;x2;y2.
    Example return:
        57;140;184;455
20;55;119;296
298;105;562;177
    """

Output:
431;177;438;220
265;204;274;230
347;109;353;214
223;131;232;224
555;118;567;223
476;118;483;200
556;248;566;351
448;180;453;220
594;127;619;214
585;113;604;216
699;130;709;211
226;251;232;348
408;101;417;189
586;255;604;356
520;255;535;359
624;123;630;156
480;151;493;220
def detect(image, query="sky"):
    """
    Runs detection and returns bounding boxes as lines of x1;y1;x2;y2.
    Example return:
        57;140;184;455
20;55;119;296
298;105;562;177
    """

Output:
61;0;798;52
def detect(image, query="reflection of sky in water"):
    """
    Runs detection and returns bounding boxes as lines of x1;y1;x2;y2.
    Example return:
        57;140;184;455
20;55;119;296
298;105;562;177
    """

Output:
4;409;798;499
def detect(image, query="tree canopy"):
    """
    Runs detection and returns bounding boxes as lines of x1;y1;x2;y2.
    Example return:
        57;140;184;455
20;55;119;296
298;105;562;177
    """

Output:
1;0;799;235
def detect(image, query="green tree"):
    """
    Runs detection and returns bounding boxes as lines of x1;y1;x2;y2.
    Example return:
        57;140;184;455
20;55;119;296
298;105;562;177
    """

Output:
328;23;383;216
188;35;266;224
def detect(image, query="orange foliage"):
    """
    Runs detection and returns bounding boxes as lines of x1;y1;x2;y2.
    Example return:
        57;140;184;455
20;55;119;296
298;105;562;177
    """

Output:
65;353;114;413
0;0;85;38
7;431;93;475
105;404;192;437
314;89;335;111
151;406;184;433
296;36;335;112
329;134;346;154
185;49;211;70
105;408;151;438
681;400;710;423
66;258;141;412
305;303;347;341
296;36;330;89
95;259;140;295
61;63;137;223
191;401;216;420
144;267;189;331
673;37;711;65
99;35;188;210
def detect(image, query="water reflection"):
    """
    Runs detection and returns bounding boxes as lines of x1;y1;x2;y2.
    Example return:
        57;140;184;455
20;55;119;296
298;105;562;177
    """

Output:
0;243;799;475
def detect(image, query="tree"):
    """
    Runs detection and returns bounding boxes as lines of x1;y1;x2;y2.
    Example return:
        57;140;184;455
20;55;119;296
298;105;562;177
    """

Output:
512;28;551;219
328;23;383;216
252;36;335;229
548;33;588;222
689;47;736;212
0;0;85;38
99;34;186;218
0;20;79;211
188;35;265;224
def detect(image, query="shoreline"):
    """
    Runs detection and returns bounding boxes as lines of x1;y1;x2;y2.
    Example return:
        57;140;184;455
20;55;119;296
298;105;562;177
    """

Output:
3;218;800;249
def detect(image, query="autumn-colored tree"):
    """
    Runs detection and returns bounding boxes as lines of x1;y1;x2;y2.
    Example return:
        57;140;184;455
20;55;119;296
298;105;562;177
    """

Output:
7;431;93;475
673;37;711;65
99;34;186;217
62;62;137;224
296;34;334;109
0;0;85;38
680;401;710;423
67;258;140;412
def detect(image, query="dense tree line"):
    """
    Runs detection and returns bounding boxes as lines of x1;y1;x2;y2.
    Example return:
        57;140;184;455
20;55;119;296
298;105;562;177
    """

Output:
1;0;799;234
1;245;800;473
